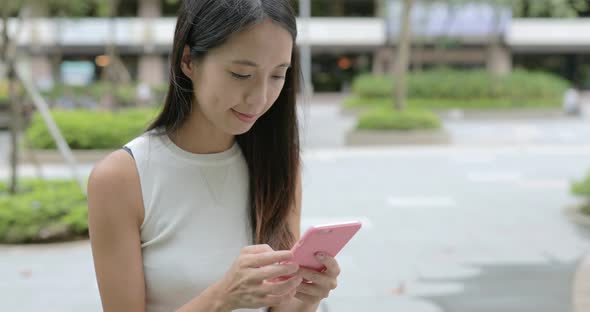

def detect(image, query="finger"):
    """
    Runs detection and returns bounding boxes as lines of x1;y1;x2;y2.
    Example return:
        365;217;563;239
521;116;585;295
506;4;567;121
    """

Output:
243;250;294;268
294;291;317;303
315;252;341;277
296;268;328;286
296;282;330;299
241;244;274;254
263;288;297;307
260;275;303;296
296;268;338;291
255;262;299;281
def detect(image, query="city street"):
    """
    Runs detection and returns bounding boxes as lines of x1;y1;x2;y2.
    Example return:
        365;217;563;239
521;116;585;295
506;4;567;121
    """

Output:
1;95;590;311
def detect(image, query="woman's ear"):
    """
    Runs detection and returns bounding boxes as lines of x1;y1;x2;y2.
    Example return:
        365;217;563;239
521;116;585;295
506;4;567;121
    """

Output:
180;45;194;80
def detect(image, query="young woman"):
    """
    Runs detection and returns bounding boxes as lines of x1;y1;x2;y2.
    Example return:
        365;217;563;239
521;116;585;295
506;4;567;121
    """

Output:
87;1;340;311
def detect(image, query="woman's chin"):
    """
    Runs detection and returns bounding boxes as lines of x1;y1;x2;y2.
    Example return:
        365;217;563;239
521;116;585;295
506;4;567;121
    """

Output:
229;123;255;135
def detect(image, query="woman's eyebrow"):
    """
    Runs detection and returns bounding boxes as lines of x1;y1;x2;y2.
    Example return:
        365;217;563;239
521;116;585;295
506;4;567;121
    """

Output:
231;59;291;68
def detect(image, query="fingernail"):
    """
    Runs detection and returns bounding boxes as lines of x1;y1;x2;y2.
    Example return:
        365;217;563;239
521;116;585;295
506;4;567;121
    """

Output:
316;252;325;260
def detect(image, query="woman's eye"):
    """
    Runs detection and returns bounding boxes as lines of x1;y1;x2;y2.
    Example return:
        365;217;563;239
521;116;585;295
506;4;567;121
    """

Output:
231;72;251;80
272;76;286;80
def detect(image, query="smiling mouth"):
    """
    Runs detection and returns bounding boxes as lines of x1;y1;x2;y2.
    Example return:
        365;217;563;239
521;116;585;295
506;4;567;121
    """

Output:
232;109;258;122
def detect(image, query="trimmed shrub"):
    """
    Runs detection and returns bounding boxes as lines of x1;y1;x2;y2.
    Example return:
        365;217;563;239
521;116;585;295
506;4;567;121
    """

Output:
357;108;442;131
0;179;88;244
350;69;569;109
26;109;158;150
572;173;590;215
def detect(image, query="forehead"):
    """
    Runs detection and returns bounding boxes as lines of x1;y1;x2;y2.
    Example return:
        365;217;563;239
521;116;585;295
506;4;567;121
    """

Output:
209;19;293;67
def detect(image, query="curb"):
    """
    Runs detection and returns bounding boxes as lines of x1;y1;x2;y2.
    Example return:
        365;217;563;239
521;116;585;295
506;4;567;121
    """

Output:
339;105;574;120
564;204;590;227
345;129;451;146
18;149;114;165
574;253;590;312
436;108;571;120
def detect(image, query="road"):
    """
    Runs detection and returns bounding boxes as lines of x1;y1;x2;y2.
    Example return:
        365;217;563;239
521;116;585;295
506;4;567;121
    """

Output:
1;94;590;311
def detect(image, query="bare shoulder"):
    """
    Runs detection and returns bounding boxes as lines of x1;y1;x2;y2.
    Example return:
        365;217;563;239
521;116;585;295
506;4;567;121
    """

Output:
87;149;144;227
88;149;147;310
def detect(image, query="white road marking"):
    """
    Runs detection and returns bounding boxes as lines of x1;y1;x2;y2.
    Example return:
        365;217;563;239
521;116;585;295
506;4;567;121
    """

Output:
513;179;569;190
387;196;457;208
467;172;523;182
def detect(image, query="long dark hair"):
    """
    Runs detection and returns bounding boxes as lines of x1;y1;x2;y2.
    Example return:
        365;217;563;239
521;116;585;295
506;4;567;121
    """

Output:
147;0;300;251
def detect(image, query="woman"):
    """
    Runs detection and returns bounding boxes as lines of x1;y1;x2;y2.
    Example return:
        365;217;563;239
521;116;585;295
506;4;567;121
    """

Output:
87;0;340;311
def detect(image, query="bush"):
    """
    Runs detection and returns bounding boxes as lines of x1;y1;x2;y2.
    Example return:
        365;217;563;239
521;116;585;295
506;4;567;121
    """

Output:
350;69;569;108
0;179;88;244
357;108;441;131
572;173;590;215
26;108;158;150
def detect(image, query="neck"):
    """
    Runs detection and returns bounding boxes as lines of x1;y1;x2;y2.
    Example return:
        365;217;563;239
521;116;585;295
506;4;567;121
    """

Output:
168;109;235;154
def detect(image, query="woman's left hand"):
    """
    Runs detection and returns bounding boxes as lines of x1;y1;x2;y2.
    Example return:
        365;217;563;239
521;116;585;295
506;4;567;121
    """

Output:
293;252;340;304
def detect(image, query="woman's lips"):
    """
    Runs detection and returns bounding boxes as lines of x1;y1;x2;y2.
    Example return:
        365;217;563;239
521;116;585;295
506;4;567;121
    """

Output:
232;109;258;123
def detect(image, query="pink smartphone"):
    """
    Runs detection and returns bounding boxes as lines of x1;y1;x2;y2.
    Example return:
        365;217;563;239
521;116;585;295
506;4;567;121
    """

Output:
290;221;362;272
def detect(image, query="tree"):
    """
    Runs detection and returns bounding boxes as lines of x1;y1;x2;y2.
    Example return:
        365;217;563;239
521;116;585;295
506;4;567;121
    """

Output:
1;1;25;194
510;0;589;18
393;0;416;111
44;1;93;84
1;1;89;194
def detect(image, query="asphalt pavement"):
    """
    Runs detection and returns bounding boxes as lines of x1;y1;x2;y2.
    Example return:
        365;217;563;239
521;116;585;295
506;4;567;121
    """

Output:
1;93;590;311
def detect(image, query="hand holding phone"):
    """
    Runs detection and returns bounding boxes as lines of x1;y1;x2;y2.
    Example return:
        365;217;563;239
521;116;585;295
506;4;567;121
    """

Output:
290;221;362;272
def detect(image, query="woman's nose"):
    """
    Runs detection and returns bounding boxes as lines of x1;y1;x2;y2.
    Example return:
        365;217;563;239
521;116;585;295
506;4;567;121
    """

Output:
245;80;268;107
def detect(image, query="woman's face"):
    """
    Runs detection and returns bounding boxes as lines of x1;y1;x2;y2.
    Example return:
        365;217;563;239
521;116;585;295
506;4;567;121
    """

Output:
182;19;294;135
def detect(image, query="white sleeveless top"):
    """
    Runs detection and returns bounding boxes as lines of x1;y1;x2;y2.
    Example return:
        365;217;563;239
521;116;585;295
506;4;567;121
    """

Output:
124;130;266;312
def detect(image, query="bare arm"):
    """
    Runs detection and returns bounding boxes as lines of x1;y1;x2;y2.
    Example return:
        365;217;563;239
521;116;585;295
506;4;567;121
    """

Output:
88;150;147;311
88;151;229;312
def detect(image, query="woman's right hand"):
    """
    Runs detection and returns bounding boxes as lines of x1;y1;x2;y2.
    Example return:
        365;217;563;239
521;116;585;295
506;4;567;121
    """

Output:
214;244;303;310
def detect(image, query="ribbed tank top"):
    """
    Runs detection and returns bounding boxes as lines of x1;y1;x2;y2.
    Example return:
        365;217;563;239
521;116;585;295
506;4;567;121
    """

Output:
124;129;266;312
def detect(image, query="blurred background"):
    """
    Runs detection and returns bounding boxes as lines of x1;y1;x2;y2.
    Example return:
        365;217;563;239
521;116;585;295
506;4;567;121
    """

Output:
1;0;590;311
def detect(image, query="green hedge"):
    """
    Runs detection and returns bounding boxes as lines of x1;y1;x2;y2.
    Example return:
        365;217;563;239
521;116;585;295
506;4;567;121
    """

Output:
26;109;158;150
572;173;590;215
0;179;88;244
357;108;441;131
350;69;569;109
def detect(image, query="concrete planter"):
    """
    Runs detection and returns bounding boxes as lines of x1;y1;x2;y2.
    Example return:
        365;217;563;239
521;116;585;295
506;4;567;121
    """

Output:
340;105;571;120
346;128;451;146
18;149;114;165
435;108;570;120
564;204;590;227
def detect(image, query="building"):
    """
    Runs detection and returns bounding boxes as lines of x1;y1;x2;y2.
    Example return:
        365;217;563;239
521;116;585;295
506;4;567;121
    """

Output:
3;0;590;92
